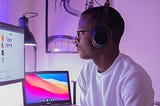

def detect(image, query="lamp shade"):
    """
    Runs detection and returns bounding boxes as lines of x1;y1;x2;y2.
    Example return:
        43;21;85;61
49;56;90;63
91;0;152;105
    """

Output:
19;16;36;46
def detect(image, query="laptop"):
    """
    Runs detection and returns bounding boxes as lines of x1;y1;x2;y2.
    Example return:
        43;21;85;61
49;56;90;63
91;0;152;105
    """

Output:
23;71;76;106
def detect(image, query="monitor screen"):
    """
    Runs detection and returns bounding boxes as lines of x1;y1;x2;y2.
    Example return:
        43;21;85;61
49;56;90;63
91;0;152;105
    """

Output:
23;71;72;106
0;81;24;106
0;22;24;85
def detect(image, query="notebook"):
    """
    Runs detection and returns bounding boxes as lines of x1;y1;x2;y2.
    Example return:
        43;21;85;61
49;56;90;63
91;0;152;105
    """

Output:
23;71;75;106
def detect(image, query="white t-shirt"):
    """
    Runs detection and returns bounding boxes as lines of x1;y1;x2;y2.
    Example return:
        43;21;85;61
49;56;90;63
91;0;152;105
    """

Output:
78;53;154;106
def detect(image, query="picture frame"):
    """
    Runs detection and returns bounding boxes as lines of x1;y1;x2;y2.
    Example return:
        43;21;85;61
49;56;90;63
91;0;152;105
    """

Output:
45;0;104;53
45;0;82;53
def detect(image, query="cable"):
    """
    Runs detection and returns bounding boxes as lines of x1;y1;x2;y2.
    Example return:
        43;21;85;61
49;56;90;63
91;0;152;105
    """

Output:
23;12;39;19
88;0;94;9
85;0;103;9
85;0;89;9
105;0;110;6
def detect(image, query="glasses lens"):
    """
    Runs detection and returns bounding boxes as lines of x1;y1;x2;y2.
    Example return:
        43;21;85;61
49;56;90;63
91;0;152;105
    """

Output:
77;31;83;38
76;30;92;39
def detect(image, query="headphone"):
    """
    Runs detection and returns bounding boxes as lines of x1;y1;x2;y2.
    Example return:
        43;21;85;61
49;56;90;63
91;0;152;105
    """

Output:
91;0;111;48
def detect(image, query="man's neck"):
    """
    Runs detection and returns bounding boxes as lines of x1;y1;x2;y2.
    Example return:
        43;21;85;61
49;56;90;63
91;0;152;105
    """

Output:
93;50;119;73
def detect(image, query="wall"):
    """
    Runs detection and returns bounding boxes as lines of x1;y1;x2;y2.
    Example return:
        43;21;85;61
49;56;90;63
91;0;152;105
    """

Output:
0;0;160;105
113;0;160;101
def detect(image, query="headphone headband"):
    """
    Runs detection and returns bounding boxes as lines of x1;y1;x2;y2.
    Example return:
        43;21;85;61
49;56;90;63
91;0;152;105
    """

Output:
90;1;111;48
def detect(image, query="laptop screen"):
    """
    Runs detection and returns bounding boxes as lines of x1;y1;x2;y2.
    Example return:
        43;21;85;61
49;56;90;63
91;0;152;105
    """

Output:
23;71;72;106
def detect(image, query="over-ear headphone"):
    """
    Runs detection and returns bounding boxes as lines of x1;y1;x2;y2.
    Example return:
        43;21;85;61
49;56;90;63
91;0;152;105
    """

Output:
91;0;111;48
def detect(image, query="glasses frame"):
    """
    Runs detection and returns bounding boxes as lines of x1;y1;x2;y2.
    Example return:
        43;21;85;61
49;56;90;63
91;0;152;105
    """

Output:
76;30;93;39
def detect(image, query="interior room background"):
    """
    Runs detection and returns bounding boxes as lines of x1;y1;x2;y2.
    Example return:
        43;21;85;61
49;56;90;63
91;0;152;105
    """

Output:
0;0;160;105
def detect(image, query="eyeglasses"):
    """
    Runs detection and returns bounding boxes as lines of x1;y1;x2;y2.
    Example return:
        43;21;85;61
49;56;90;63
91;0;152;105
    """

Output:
76;30;92;38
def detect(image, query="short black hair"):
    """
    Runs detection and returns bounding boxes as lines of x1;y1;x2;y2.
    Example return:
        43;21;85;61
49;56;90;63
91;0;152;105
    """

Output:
81;6;125;45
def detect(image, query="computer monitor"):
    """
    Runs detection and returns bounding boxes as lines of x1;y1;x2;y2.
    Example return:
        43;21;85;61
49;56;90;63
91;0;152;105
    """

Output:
0;22;24;85
23;71;72;106
0;81;24;106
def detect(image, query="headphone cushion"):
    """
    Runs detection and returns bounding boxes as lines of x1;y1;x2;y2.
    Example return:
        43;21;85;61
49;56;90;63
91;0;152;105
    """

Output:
91;26;111;48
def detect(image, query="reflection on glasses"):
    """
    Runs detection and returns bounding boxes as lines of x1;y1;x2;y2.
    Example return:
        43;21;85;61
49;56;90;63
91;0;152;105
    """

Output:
76;30;92;38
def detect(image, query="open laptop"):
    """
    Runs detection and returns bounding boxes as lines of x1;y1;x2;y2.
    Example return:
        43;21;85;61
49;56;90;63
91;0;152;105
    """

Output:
23;71;76;106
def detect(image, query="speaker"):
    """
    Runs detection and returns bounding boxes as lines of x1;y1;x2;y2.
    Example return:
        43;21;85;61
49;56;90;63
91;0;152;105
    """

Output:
91;1;111;48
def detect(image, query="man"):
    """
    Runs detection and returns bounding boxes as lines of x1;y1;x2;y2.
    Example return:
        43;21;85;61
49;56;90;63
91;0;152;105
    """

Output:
75;5;154;106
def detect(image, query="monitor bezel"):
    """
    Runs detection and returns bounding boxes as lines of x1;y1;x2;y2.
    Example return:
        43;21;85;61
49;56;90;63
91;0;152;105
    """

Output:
0;21;25;86
23;71;72;106
0;22;24;34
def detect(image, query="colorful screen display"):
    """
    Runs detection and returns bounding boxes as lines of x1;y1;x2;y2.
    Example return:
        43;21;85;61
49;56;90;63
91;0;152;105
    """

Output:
24;71;71;105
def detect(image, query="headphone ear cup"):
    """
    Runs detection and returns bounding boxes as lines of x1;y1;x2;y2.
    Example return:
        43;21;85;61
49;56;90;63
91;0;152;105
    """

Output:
91;26;111;48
